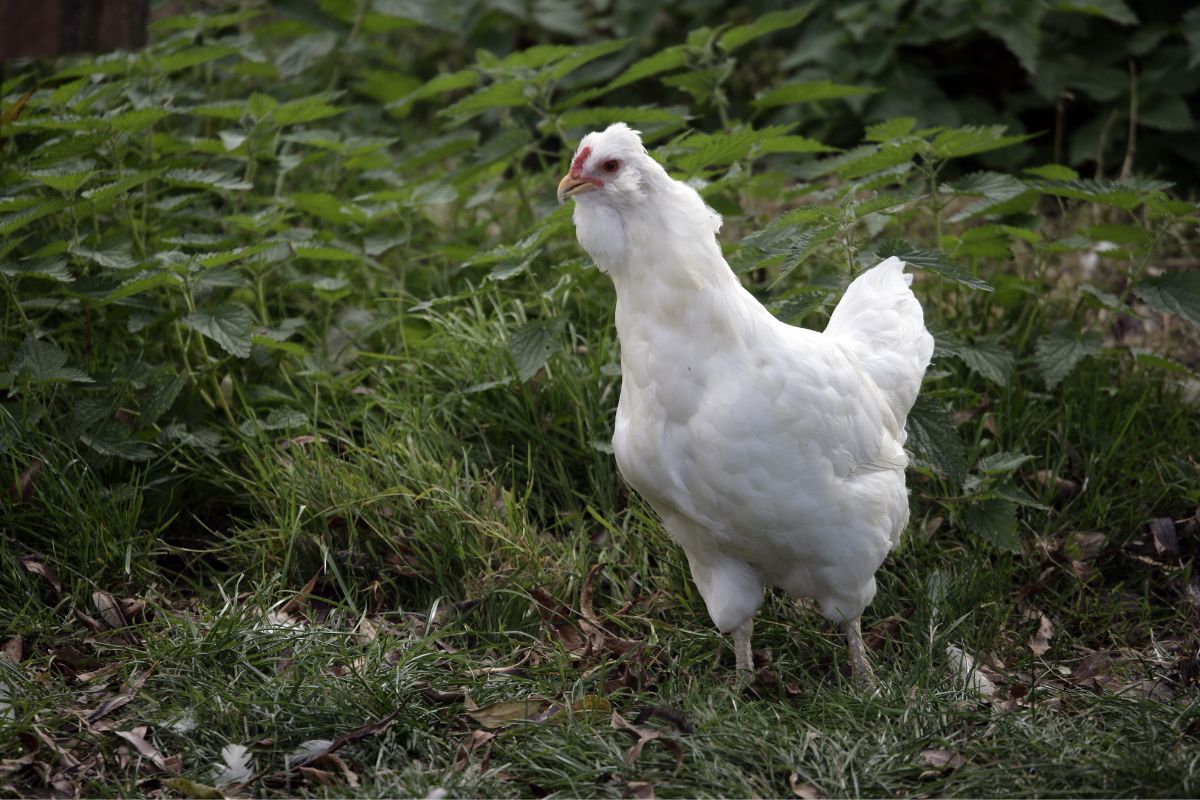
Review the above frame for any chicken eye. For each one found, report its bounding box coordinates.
[602,160,620,173]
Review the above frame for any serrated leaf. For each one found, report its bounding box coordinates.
[945,171,1029,221]
[441,79,531,120]
[388,69,478,113]
[272,95,344,126]
[907,396,967,487]
[1024,163,1078,180]
[72,241,139,270]
[604,46,687,92]
[142,372,187,424]
[964,498,1019,552]
[674,125,795,172]
[1032,178,1165,211]
[198,243,273,269]
[80,419,154,461]
[1056,0,1137,25]
[931,126,1035,159]
[938,333,1014,385]
[875,240,992,291]
[109,107,171,132]
[155,45,239,74]
[977,451,1036,474]
[509,318,563,381]
[864,117,915,142]
[718,6,814,51]
[1135,270,1200,327]
[758,135,836,155]
[0,199,67,236]
[182,304,255,358]
[293,243,359,262]
[164,169,252,192]
[82,170,161,206]
[753,80,877,110]
[818,141,921,180]
[105,270,181,301]
[768,291,833,324]
[0,257,72,282]
[28,163,95,194]
[8,336,92,384]
[544,38,632,81]
[771,224,838,285]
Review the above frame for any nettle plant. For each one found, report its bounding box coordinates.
[396,12,1200,551]
[1,5,1197,553]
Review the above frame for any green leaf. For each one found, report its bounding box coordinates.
[753,80,877,110]
[72,241,139,270]
[1055,0,1137,25]
[109,107,172,132]
[80,419,155,461]
[864,118,915,142]
[1135,270,1200,328]
[1024,163,1078,181]
[937,333,1014,385]
[906,396,967,487]
[977,451,1036,474]
[509,318,564,381]
[771,224,838,285]
[945,171,1029,221]
[1034,323,1104,389]
[292,243,359,261]
[7,336,92,384]
[875,240,993,291]
[718,6,814,51]
[817,141,922,180]
[1032,178,1168,211]
[768,291,834,324]
[674,125,795,172]
[81,170,161,206]
[182,304,255,358]
[544,38,632,81]
[0,199,67,236]
[105,270,181,301]
[164,169,252,193]
[441,79,531,120]
[930,126,1035,159]
[964,498,1020,552]
[141,372,187,424]
[155,45,239,74]
[388,69,479,113]
[604,45,687,92]
[28,163,95,194]
[271,94,344,126]
[757,135,836,155]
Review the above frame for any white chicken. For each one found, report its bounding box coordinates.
[557,123,934,679]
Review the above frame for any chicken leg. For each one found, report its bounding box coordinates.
[733,619,753,675]
[845,617,874,683]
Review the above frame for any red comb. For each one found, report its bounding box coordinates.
[570,145,592,176]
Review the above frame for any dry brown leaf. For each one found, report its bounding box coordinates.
[280,572,321,617]
[19,555,62,595]
[1027,614,1054,657]
[92,591,128,629]
[114,728,179,774]
[415,681,467,704]
[611,710,684,767]
[946,645,997,696]
[627,781,655,799]
[466,698,559,729]
[456,729,495,771]
[86,690,135,724]
[1149,518,1180,559]
[920,749,965,770]
[1,635,22,663]
[1068,531,1105,561]
[298,766,338,786]
[162,777,227,799]
[788,773,824,799]
[12,459,43,501]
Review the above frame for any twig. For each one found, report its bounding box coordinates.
[1118,61,1138,180]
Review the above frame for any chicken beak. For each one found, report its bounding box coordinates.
[557,174,598,204]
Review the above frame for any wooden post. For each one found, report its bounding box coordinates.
[0,0,149,60]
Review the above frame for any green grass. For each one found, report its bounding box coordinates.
[3,2,1200,797]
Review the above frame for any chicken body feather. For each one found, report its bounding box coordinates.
[560,123,934,674]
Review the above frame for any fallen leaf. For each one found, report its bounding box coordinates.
[1067,531,1105,561]
[19,555,62,596]
[611,710,684,766]
[1149,518,1180,558]
[1,635,22,663]
[466,698,558,729]
[93,591,128,629]
[162,777,226,799]
[456,729,495,771]
[114,728,179,774]
[1027,614,1054,657]
[945,645,997,696]
[788,773,823,799]
[213,743,253,787]
[415,681,467,703]
[279,572,321,617]
[11,459,43,501]
[86,690,135,724]
[298,766,338,786]
[920,749,965,770]
[627,781,655,798]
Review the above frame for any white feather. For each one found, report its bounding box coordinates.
[565,124,934,641]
